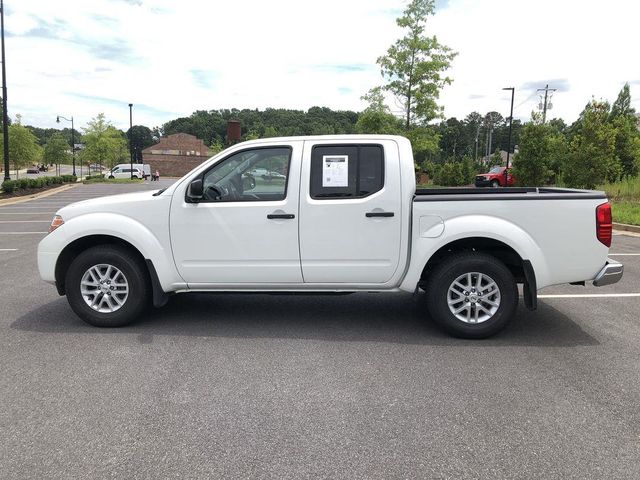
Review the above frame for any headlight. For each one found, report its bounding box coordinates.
[48,215,64,233]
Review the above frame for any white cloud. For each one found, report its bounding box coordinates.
[5,0,640,131]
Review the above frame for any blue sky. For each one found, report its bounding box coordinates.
[5,0,640,131]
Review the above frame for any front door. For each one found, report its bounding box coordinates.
[170,142,303,285]
[298,141,403,284]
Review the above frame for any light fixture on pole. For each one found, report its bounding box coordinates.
[502,87,515,187]
[1,0,10,181]
[56,115,76,176]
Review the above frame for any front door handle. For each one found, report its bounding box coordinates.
[267,213,295,219]
[366,211,394,218]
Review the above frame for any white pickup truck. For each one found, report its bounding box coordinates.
[38,135,623,338]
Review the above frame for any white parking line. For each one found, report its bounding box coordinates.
[0,232,47,234]
[0,220,50,223]
[0,212,55,215]
[0,248,18,251]
[609,253,640,256]
[539,293,640,298]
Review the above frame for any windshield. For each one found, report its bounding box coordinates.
[489,167,503,174]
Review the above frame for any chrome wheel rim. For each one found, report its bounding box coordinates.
[447,272,501,324]
[80,264,129,313]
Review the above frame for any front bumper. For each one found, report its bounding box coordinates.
[593,259,624,287]
[475,178,492,187]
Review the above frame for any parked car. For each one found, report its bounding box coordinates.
[105,164,151,180]
[38,135,622,338]
[26,166,40,174]
[475,166,514,187]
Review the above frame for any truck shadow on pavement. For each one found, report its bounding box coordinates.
[13,292,599,347]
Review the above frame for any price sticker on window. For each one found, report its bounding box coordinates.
[322,155,348,187]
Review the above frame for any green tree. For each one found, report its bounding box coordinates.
[609,83,636,121]
[43,133,71,174]
[608,83,640,178]
[564,100,618,188]
[355,87,403,134]
[511,123,566,186]
[81,114,128,170]
[3,117,41,177]
[433,161,465,186]
[376,0,457,128]
[126,125,155,162]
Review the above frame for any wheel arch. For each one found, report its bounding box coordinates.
[417,236,538,310]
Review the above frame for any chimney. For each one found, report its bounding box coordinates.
[226,120,241,145]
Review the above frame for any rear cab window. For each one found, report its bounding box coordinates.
[310,144,384,199]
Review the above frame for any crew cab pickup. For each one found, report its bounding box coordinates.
[37,135,623,338]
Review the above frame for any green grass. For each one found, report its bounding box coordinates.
[611,201,640,226]
[596,176,640,202]
[82,177,143,184]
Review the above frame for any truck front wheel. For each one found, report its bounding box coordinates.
[491,179,500,187]
[65,245,151,327]
[425,253,518,338]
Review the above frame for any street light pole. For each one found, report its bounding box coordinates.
[128,103,133,179]
[56,115,76,176]
[1,0,10,181]
[502,87,515,186]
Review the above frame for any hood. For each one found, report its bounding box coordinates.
[57,190,159,220]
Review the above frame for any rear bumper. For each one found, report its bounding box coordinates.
[593,259,624,286]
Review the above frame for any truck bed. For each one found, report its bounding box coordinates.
[414,187,607,201]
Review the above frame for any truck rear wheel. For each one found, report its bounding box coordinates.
[65,245,150,327]
[425,252,518,338]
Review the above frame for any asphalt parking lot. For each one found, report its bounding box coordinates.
[1,182,639,479]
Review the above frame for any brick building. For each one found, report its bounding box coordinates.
[142,133,211,177]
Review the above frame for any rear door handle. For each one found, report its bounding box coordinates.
[267,213,295,219]
[366,212,394,218]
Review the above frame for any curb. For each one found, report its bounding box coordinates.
[613,222,640,234]
[0,184,78,206]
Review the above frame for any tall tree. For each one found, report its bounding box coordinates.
[377,0,457,128]
[43,133,71,173]
[564,100,619,188]
[609,83,636,121]
[3,117,42,176]
[80,113,128,169]
[126,125,155,162]
[511,123,566,186]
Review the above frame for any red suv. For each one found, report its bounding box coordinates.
[475,166,514,187]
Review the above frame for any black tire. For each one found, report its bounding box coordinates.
[491,180,500,188]
[425,252,518,339]
[108,175,114,179]
[65,245,150,327]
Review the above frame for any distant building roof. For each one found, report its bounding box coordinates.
[143,133,210,156]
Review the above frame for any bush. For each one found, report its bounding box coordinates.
[18,178,29,189]
[2,179,16,193]
[434,161,467,186]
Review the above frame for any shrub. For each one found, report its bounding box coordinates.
[2,179,16,193]
[18,178,29,189]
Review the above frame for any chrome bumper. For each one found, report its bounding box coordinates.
[593,259,624,287]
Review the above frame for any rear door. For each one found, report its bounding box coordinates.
[298,140,403,284]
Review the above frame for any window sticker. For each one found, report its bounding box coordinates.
[322,155,349,187]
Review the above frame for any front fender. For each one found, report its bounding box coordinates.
[400,214,549,292]
[38,212,184,292]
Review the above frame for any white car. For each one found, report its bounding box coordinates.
[107,166,143,179]
[38,135,623,338]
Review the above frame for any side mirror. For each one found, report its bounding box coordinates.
[186,178,204,203]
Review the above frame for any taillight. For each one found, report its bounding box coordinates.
[596,202,612,247]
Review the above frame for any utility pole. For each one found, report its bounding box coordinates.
[1,0,10,181]
[537,84,557,124]
[502,87,515,186]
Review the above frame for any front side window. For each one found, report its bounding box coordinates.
[310,144,384,199]
[201,147,291,202]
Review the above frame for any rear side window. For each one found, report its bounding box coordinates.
[310,144,384,199]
